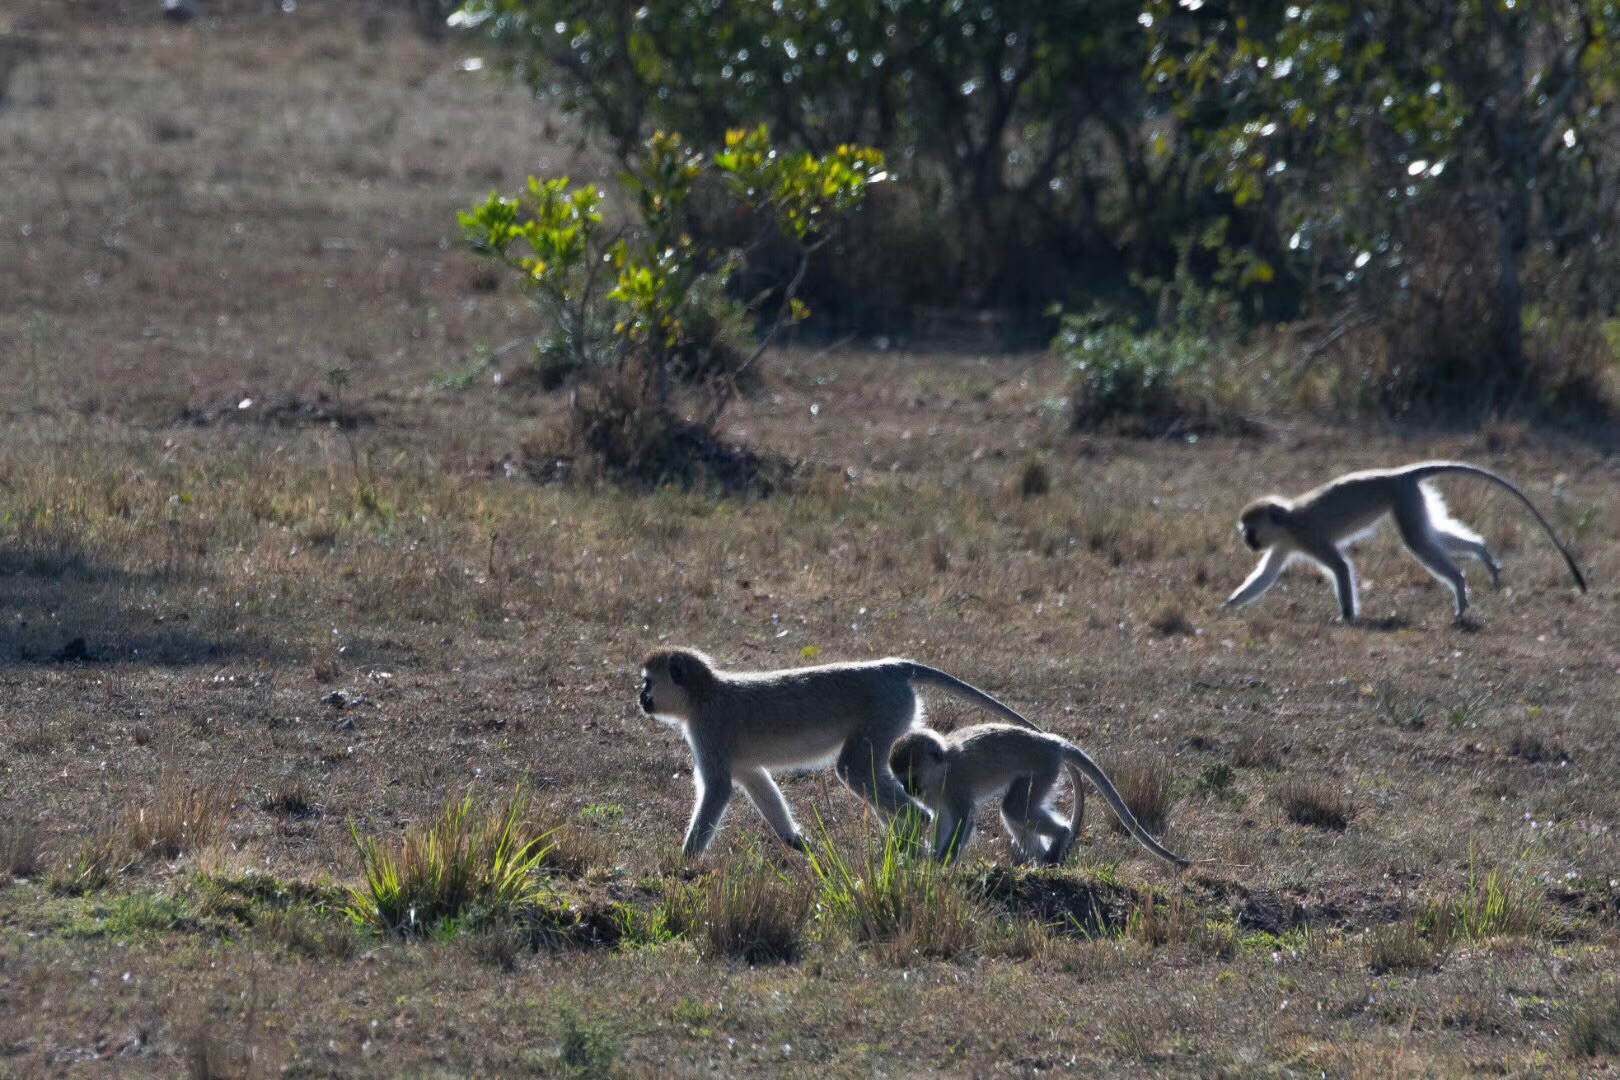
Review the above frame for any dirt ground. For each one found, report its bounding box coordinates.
[2,4,1619,1076]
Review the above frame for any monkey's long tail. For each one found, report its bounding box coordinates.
[902,663,1045,732]
[1411,462,1588,591]
[1060,745,1189,870]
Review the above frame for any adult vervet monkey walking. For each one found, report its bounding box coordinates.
[1223,461,1587,622]
[889,724,1190,869]
[638,647,1044,857]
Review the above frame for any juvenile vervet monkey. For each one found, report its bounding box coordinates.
[1224,461,1587,622]
[889,724,1189,869]
[639,647,1044,857]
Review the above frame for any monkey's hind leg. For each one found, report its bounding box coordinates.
[1423,482,1502,588]
[999,776,1052,865]
[1394,499,1470,619]
[735,766,810,853]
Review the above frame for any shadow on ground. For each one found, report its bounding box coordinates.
[0,546,281,667]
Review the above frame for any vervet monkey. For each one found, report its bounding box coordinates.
[639,647,1044,857]
[889,724,1189,869]
[1224,461,1586,622]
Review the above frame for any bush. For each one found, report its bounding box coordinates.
[457,0,1172,324]
[1060,311,1222,436]
[461,127,882,488]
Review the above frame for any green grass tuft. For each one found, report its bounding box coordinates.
[346,786,557,937]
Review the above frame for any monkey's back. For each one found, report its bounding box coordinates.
[713,659,919,768]
[948,725,1067,791]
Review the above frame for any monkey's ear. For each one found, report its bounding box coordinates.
[668,654,688,688]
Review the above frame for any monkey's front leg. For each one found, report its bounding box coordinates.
[929,809,971,864]
[683,768,734,857]
[1223,548,1287,610]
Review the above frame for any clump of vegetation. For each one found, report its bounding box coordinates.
[1232,730,1286,771]
[1275,778,1353,831]
[460,126,883,489]
[128,779,233,860]
[1104,753,1177,837]
[553,1004,623,1076]
[260,781,319,819]
[48,829,130,896]
[1148,603,1195,637]
[1195,762,1238,801]
[1363,916,1442,974]
[806,813,978,964]
[1,822,41,882]
[346,787,557,937]
[682,856,814,965]
[1126,891,1235,958]
[1015,454,1051,498]
[258,905,360,963]
[1508,732,1569,765]
[1441,864,1545,943]
[1567,983,1620,1058]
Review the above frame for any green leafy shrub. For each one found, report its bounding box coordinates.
[1060,310,1220,436]
[461,126,882,487]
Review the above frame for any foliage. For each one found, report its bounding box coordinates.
[459,126,882,484]
[454,0,1190,315]
[1060,309,1212,436]
[1146,0,1620,416]
[1057,227,1269,435]
[346,787,556,937]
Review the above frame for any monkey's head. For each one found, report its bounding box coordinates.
[1237,499,1288,551]
[889,728,949,799]
[639,647,716,721]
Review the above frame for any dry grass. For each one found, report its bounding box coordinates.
[0,5,1617,1074]
[128,779,234,860]
[1104,752,1178,836]
[1,823,41,881]
[1275,778,1353,831]
[684,857,814,964]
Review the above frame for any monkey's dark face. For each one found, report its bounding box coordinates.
[889,733,947,798]
[1238,501,1283,551]
[639,670,656,714]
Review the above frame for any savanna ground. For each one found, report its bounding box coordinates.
[3,4,1620,1076]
